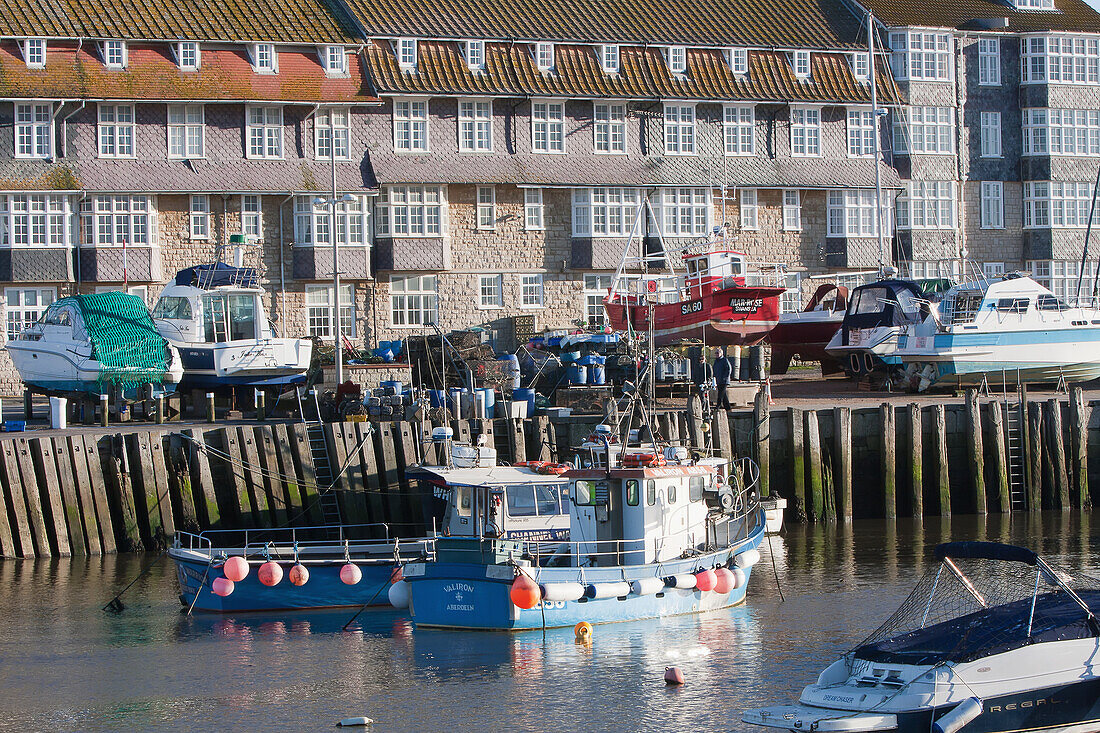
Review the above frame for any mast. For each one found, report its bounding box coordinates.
[869,10,887,272]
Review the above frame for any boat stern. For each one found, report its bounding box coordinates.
[742,704,897,732]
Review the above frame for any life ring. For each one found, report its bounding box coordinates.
[623,453,666,468]
[538,462,569,475]
[516,460,548,471]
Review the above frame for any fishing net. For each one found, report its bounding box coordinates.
[848,542,1100,668]
[69,292,170,387]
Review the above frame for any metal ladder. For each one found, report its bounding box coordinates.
[1003,375,1028,511]
[297,388,343,527]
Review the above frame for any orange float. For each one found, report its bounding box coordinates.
[223,556,249,582]
[288,564,309,586]
[694,569,717,592]
[258,561,283,587]
[510,573,541,609]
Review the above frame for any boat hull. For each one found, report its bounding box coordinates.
[768,316,844,374]
[176,339,311,390]
[604,287,784,347]
[6,341,181,397]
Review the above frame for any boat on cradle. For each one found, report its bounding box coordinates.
[6,291,183,398]
[895,273,1100,392]
[744,541,1100,733]
[768,283,849,376]
[152,262,311,392]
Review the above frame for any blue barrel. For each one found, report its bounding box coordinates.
[497,354,521,390]
[589,364,606,385]
[561,351,581,365]
[567,365,587,385]
[428,389,446,408]
[448,387,467,412]
[513,388,536,414]
[479,388,496,412]
[381,380,403,395]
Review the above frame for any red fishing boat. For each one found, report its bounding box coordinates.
[767,282,848,375]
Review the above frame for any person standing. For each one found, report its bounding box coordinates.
[691,352,713,406]
[713,347,732,410]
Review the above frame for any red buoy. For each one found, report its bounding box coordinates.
[714,567,735,594]
[510,573,541,609]
[695,569,717,592]
[212,577,235,597]
[223,556,249,582]
[340,563,362,585]
[258,561,283,587]
[288,564,309,586]
[664,666,685,685]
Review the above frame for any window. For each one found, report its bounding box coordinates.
[479,273,503,308]
[15,103,51,159]
[572,188,641,236]
[1021,35,1100,84]
[390,274,439,327]
[78,195,154,246]
[657,188,710,237]
[793,50,811,78]
[847,109,874,157]
[459,100,492,152]
[103,40,126,69]
[532,100,564,153]
[477,186,496,229]
[393,99,428,152]
[323,45,347,75]
[980,111,1001,157]
[0,194,72,248]
[520,273,544,307]
[315,108,350,160]
[893,107,953,154]
[1027,260,1096,300]
[740,189,758,230]
[909,260,963,280]
[252,43,276,73]
[525,188,545,230]
[779,271,803,313]
[978,38,1000,85]
[664,104,695,155]
[246,106,283,159]
[896,181,956,230]
[852,52,869,79]
[376,185,445,237]
[827,189,891,237]
[980,181,1004,229]
[190,195,210,239]
[668,46,687,73]
[723,105,754,155]
[594,103,626,153]
[983,262,1006,279]
[626,480,639,507]
[177,42,200,70]
[168,104,204,158]
[98,104,134,158]
[465,40,485,70]
[294,195,369,245]
[889,30,952,81]
[536,42,554,70]
[24,39,45,68]
[783,190,802,231]
[5,288,55,340]
[398,38,417,68]
[583,274,612,326]
[1024,181,1094,228]
[1023,108,1100,156]
[601,44,619,73]
[153,296,194,320]
[305,284,355,338]
[790,106,821,156]
[726,47,748,74]
[241,195,262,238]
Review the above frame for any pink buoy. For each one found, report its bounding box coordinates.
[212,577,235,597]
[695,569,717,592]
[664,666,685,685]
[258,561,283,587]
[340,563,362,585]
[714,567,735,594]
[288,564,309,586]
[223,556,249,582]
[509,573,541,609]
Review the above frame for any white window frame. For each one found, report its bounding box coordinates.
[793,50,811,78]
[896,181,956,230]
[524,188,545,230]
[97,103,134,158]
[783,190,802,231]
[375,185,445,237]
[477,186,496,230]
[465,40,485,70]
[459,99,493,152]
[889,30,952,81]
[103,40,127,69]
[827,189,891,237]
[790,106,821,157]
[323,45,347,75]
[479,273,503,309]
[1023,181,1094,228]
[892,106,954,155]
[978,38,1000,85]
[847,108,874,158]
[980,111,1002,157]
[177,41,200,70]
[2,194,73,248]
[78,195,155,247]
[190,194,210,239]
[315,107,351,160]
[1027,261,1095,300]
[571,188,641,237]
[5,287,55,341]
[167,104,204,159]
[657,188,710,237]
[982,262,1006,279]
[398,38,417,68]
[306,284,356,338]
[852,52,869,80]
[246,105,284,160]
[726,47,748,75]
[1021,35,1100,84]
[241,195,262,239]
[723,104,755,155]
[663,103,696,155]
[520,273,544,308]
[1023,108,1100,156]
[980,181,1004,229]
[535,42,554,71]
[740,189,758,231]
[15,103,52,159]
[390,274,439,327]
[294,195,369,246]
[252,43,277,74]
[594,102,626,154]
[24,39,45,68]
[532,99,565,153]
[583,273,612,327]
[668,46,687,74]
[601,45,620,73]
[393,98,428,152]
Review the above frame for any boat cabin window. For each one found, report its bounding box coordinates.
[574,480,594,506]
[505,483,566,517]
[626,479,639,506]
[995,297,1029,314]
[41,304,72,327]
[689,475,706,502]
[454,486,472,517]
[152,296,192,320]
[202,294,257,342]
[646,480,656,506]
[1037,294,1069,312]
[506,485,538,516]
[851,287,889,315]
[667,482,677,504]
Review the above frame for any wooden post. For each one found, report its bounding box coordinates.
[23,389,32,421]
[1046,399,1070,511]
[155,395,165,425]
[206,392,216,423]
[0,444,15,557]
[530,415,553,462]
[30,438,72,556]
[988,400,1011,513]
[355,422,388,526]
[908,403,923,520]
[506,417,526,464]
[183,429,221,529]
[220,427,254,527]
[687,394,705,450]
[374,421,403,531]
[933,405,950,516]
[82,435,115,553]
[271,423,304,523]
[1028,402,1044,512]
[711,410,732,460]
[322,423,354,523]
[0,441,34,556]
[288,423,324,524]
[833,407,852,522]
[1071,387,1090,510]
[881,404,896,520]
[167,433,199,533]
[254,426,288,527]
[104,436,143,552]
[755,390,771,498]
[236,426,273,526]
[788,408,806,523]
[99,393,108,427]
[337,423,371,523]
[965,390,987,515]
[53,436,93,555]
[255,390,266,422]
[805,410,823,522]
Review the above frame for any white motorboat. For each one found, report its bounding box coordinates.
[6,291,183,397]
[744,541,1100,733]
[824,278,931,378]
[152,262,311,392]
[896,273,1100,391]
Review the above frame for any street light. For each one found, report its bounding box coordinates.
[314,189,356,387]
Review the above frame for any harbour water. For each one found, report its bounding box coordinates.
[0,513,1096,733]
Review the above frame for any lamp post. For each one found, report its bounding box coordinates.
[315,111,354,386]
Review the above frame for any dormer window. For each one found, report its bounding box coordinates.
[793,50,811,78]
[668,46,687,73]
[398,37,417,68]
[103,40,127,69]
[177,42,200,70]
[323,45,347,75]
[725,47,748,75]
[601,44,620,73]
[852,51,869,80]
[24,39,45,68]
[252,43,277,73]
[1012,0,1055,10]
[465,40,485,70]
[536,42,554,71]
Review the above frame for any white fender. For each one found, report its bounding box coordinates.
[932,698,983,733]
[665,574,697,590]
[387,579,410,608]
[584,581,631,599]
[731,567,747,590]
[630,577,665,596]
[539,582,586,602]
[734,549,761,569]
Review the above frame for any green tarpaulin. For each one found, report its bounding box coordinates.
[63,292,170,387]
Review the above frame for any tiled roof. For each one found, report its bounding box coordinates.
[343,0,865,48]
[366,41,900,103]
[0,43,377,102]
[368,148,903,188]
[860,0,1100,33]
[0,0,358,44]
